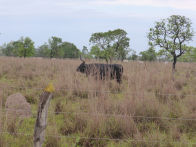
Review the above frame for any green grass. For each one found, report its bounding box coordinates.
[0,57,196,146]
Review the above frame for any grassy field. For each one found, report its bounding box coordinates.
[0,57,196,147]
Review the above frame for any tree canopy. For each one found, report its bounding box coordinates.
[37,43,50,57]
[0,23,196,64]
[148,15,194,70]
[89,29,130,62]
[140,44,157,61]
[59,42,80,58]
[35,37,80,58]
[1,37,35,57]
[48,36,62,58]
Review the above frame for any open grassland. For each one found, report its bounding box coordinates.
[0,57,196,146]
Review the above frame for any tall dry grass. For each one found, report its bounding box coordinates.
[0,57,196,146]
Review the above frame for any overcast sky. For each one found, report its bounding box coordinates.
[0,0,196,53]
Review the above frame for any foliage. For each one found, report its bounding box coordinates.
[1,41,17,56]
[148,15,194,69]
[81,46,91,59]
[16,37,35,57]
[36,37,80,58]
[90,46,104,59]
[139,45,157,61]
[1,37,35,57]
[156,49,172,61]
[178,46,196,62]
[48,36,62,58]
[36,43,50,57]
[89,29,130,62]
[58,42,80,58]
[128,50,138,60]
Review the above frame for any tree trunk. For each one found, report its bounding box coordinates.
[172,55,177,72]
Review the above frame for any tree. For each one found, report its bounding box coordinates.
[148,15,194,70]
[59,42,80,58]
[37,43,50,57]
[90,46,104,59]
[37,38,79,58]
[0,37,35,57]
[156,49,172,61]
[82,46,91,58]
[112,29,130,61]
[89,29,130,62]
[128,50,138,60]
[178,46,196,62]
[1,42,17,56]
[190,47,196,62]
[139,44,157,61]
[14,37,35,57]
[48,36,62,58]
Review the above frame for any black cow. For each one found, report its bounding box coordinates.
[76,58,123,83]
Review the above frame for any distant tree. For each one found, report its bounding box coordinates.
[113,29,130,61]
[178,46,196,62]
[82,46,91,58]
[36,38,80,58]
[89,29,130,62]
[139,44,157,61]
[37,43,50,57]
[82,46,88,55]
[59,42,80,58]
[156,49,172,61]
[128,50,138,60]
[48,36,62,58]
[148,15,194,71]
[90,46,103,59]
[1,42,17,56]
[13,37,35,57]
[190,47,196,62]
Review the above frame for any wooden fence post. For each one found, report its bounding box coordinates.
[33,83,55,147]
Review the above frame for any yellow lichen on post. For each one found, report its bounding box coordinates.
[44,83,55,93]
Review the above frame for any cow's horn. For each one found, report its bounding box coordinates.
[80,55,85,63]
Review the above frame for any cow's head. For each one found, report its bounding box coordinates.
[77,56,86,73]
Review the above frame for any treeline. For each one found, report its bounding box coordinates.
[131,45,196,62]
[0,15,196,69]
[0,36,80,58]
[0,29,131,62]
[1,35,196,63]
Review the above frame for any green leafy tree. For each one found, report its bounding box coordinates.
[82,46,88,55]
[156,49,172,61]
[128,50,138,60]
[59,42,80,58]
[148,15,194,70]
[90,46,104,59]
[48,36,62,58]
[89,29,130,62]
[82,46,91,58]
[13,37,35,57]
[112,29,130,61]
[178,46,196,62]
[140,45,157,61]
[37,43,50,57]
[1,42,17,56]
[190,47,196,62]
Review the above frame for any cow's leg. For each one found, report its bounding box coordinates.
[116,73,122,83]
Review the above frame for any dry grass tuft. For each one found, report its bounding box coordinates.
[0,57,196,146]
